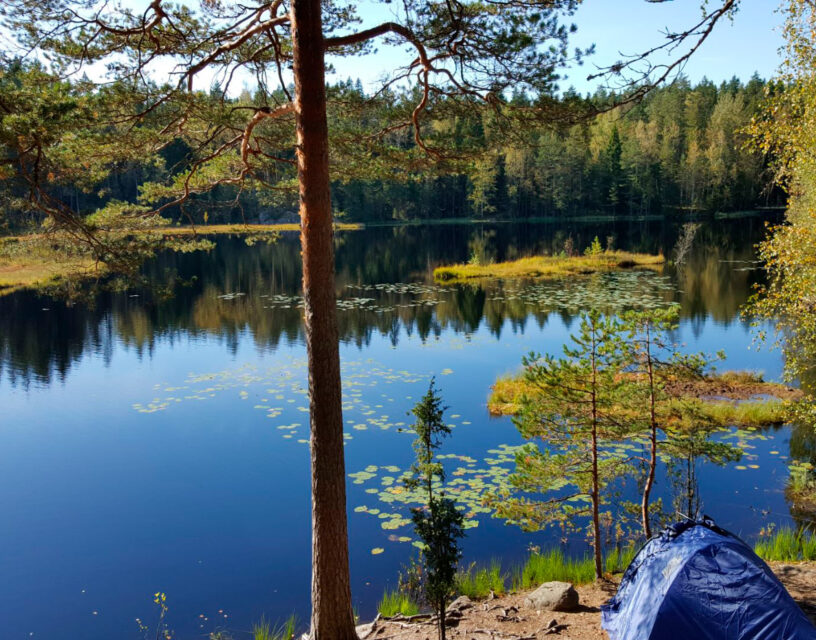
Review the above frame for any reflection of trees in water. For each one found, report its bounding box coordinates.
[673,218,768,325]
[667,447,702,519]
[787,420,816,530]
[0,216,776,385]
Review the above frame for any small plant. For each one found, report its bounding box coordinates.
[491,311,630,580]
[563,235,575,257]
[378,589,420,617]
[456,560,505,599]
[584,235,604,256]
[252,615,296,640]
[136,592,172,640]
[397,554,425,607]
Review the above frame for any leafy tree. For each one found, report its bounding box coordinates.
[747,0,816,514]
[749,0,816,388]
[404,380,464,640]
[492,310,629,579]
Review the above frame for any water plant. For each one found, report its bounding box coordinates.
[433,250,665,283]
[377,590,420,617]
[754,527,816,562]
[252,615,296,640]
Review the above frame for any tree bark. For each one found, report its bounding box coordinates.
[290,2,357,639]
[590,331,602,580]
[641,324,656,540]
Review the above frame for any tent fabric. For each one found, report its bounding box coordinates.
[601,518,816,640]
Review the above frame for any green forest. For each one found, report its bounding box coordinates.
[1,59,778,230]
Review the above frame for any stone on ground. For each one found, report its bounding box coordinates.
[523,581,579,612]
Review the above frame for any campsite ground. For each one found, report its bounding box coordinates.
[360,563,816,640]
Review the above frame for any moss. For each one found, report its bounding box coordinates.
[433,251,665,283]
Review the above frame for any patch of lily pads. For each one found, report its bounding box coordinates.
[348,444,527,550]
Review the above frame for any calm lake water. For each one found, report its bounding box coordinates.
[0,215,806,639]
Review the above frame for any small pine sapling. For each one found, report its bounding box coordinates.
[404,379,465,640]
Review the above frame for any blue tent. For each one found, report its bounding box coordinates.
[601,518,816,640]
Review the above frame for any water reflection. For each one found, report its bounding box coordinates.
[2,215,808,640]
[0,217,771,387]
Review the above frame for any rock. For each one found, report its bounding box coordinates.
[523,581,579,612]
[447,595,473,613]
[546,618,558,629]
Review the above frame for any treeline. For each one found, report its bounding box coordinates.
[334,75,780,221]
[0,59,780,229]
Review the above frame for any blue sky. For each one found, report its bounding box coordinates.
[85,1,787,95]
[327,1,786,93]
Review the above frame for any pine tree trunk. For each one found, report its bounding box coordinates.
[641,326,656,540]
[439,599,447,640]
[590,336,602,580]
[290,2,357,639]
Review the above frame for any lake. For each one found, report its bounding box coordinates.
[0,214,804,639]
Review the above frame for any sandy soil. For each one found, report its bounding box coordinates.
[359,563,816,640]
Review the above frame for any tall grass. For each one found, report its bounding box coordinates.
[456,560,506,598]
[512,549,597,589]
[377,590,420,617]
[701,399,790,427]
[604,544,638,575]
[754,528,816,562]
[253,615,296,640]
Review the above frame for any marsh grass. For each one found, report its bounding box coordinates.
[755,528,816,562]
[252,615,296,640]
[456,560,506,598]
[490,371,794,428]
[511,549,597,590]
[0,223,361,294]
[699,398,791,427]
[0,236,98,294]
[378,590,420,617]
[433,251,665,283]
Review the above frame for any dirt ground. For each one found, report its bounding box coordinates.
[359,563,816,640]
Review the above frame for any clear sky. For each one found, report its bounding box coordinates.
[327,1,786,94]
